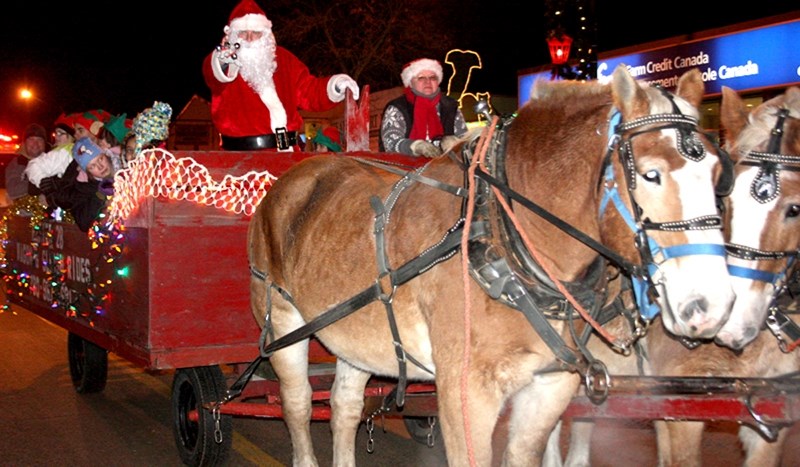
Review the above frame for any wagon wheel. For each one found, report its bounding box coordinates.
[67,332,108,394]
[403,416,441,446]
[171,366,232,466]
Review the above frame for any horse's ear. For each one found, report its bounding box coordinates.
[720,86,749,148]
[611,64,649,118]
[675,68,704,108]
[787,86,800,113]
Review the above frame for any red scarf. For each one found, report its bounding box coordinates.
[405,87,444,141]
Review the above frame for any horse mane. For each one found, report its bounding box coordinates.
[735,86,800,158]
[529,78,606,103]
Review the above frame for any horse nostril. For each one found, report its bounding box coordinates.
[680,296,709,321]
[716,335,744,350]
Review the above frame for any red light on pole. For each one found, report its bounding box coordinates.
[547,34,573,65]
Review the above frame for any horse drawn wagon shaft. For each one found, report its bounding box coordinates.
[3,78,800,466]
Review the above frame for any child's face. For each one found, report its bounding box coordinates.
[87,154,113,179]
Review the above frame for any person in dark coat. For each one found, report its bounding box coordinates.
[379,58,468,157]
[39,138,113,232]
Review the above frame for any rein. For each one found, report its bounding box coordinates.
[466,92,727,341]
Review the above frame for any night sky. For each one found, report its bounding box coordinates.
[1,1,796,136]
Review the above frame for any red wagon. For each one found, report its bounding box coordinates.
[3,130,799,465]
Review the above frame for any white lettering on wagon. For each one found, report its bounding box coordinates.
[66,255,92,284]
[15,243,34,266]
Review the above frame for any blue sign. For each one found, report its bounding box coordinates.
[518,18,800,107]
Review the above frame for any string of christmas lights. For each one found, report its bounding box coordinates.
[1,150,279,322]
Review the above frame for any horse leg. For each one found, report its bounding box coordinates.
[543,418,596,467]
[503,372,580,467]
[654,420,704,467]
[434,369,505,466]
[563,419,594,467]
[329,358,371,467]
[740,425,787,467]
[267,297,319,467]
[543,420,564,467]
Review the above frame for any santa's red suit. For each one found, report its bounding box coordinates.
[203,0,359,151]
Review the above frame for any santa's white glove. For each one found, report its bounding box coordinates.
[210,26,240,83]
[410,140,442,158]
[328,74,360,102]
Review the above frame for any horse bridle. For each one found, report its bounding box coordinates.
[726,108,799,281]
[724,107,800,350]
[600,87,730,320]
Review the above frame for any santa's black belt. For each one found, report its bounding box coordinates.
[222,129,298,151]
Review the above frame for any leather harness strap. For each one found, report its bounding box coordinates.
[228,219,489,403]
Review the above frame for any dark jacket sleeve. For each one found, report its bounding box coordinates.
[47,160,106,232]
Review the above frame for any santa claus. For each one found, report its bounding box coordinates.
[203,0,360,151]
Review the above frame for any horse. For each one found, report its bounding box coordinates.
[247,64,734,466]
[551,85,800,467]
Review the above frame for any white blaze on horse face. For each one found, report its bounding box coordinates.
[636,139,733,339]
[716,166,777,348]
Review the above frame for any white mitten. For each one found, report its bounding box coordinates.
[328,74,360,102]
[440,135,462,153]
[410,140,442,158]
[210,27,240,83]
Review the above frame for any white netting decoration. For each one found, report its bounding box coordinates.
[108,148,278,222]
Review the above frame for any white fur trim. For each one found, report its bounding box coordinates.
[211,49,239,83]
[24,145,73,187]
[230,14,271,31]
[401,59,443,87]
[256,85,288,136]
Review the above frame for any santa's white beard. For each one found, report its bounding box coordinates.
[237,32,278,95]
[232,30,288,132]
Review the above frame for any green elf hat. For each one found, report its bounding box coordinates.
[104,113,131,143]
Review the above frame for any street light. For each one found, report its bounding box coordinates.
[19,88,34,101]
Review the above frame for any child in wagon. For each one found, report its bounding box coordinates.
[38,137,120,232]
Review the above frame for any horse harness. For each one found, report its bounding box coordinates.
[234,90,734,408]
[726,107,800,351]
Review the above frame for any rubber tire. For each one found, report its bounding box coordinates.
[403,416,441,445]
[171,366,232,466]
[67,332,108,394]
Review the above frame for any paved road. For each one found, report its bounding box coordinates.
[0,304,447,467]
[2,301,798,466]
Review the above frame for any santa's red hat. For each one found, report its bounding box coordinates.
[401,58,443,87]
[228,0,271,30]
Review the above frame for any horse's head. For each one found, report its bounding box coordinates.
[604,65,734,339]
[715,86,800,349]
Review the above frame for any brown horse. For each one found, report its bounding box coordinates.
[247,65,733,466]
[553,86,800,467]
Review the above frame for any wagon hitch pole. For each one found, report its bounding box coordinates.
[565,374,800,441]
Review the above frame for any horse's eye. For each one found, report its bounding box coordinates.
[787,204,800,218]
[641,169,661,184]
